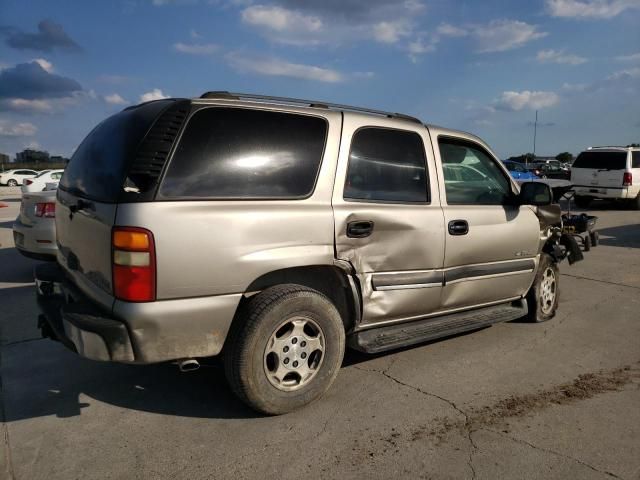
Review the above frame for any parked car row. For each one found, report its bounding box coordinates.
[0,169,65,190]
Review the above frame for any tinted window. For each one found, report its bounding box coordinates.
[344,128,428,203]
[159,108,327,199]
[439,139,511,205]
[60,100,172,202]
[573,151,627,170]
[633,152,640,169]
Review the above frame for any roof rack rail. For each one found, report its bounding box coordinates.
[199,91,423,124]
[587,145,627,149]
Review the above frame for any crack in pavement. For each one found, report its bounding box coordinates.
[561,273,640,291]
[353,361,478,479]
[483,427,622,479]
[0,355,15,480]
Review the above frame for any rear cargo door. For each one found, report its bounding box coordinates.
[571,151,629,189]
[56,100,177,310]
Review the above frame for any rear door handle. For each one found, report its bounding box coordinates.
[448,220,469,236]
[347,220,374,238]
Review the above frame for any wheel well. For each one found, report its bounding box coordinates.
[242,265,359,332]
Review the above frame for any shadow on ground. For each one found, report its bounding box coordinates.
[597,224,640,249]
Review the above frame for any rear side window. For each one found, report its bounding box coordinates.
[573,151,627,170]
[60,101,172,202]
[344,127,428,203]
[159,108,327,199]
[633,152,640,168]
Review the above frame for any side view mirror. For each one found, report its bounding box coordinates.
[519,182,553,206]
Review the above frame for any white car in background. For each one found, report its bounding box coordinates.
[13,189,58,260]
[21,169,65,193]
[0,169,38,186]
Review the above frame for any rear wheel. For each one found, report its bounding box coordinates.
[589,230,599,247]
[7,179,17,187]
[583,234,592,252]
[224,284,345,415]
[574,195,591,209]
[525,254,559,323]
[630,194,640,211]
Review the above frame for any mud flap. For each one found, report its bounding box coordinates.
[560,233,584,265]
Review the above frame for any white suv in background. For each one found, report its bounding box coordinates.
[571,146,640,209]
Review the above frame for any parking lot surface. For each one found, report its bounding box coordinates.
[1,185,639,479]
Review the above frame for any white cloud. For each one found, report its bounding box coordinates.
[536,49,588,65]
[495,90,560,111]
[606,67,640,81]
[433,20,547,53]
[372,21,411,44]
[616,52,640,62]
[139,88,169,102]
[0,120,38,137]
[31,58,53,73]
[546,0,640,18]
[104,93,128,105]
[173,42,219,55]
[474,20,547,53]
[23,140,41,150]
[1,98,54,113]
[239,2,425,50]
[436,23,467,37]
[241,5,323,44]
[226,53,344,83]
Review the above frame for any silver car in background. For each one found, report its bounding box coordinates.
[13,189,57,260]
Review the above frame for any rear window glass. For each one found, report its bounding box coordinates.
[59,101,171,202]
[573,151,627,170]
[633,152,640,168]
[159,108,328,199]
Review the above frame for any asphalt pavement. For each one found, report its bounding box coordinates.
[1,186,639,480]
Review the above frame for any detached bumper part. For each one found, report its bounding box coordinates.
[35,263,135,362]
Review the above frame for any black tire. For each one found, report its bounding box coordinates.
[525,254,559,323]
[590,231,599,246]
[7,179,17,187]
[583,234,591,252]
[630,195,640,211]
[224,284,345,415]
[574,195,591,209]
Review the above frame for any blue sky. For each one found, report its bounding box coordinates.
[0,0,639,159]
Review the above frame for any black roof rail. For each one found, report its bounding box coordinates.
[198,91,423,124]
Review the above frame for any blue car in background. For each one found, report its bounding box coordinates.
[502,160,540,181]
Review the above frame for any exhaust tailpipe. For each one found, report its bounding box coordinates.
[178,359,200,372]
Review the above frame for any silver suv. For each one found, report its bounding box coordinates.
[36,92,572,414]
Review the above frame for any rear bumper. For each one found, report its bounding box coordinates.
[573,185,638,200]
[13,218,57,260]
[35,263,242,364]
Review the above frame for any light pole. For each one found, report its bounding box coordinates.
[533,110,538,161]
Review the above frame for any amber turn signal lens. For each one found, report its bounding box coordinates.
[113,230,150,250]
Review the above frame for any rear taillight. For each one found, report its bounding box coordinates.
[25,179,33,185]
[35,202,55,217]
[112,227,156,302]
[623,172,632,186]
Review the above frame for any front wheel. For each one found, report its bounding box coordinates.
[525,254,559,323]
[224,284,345,415]
[7,179,17,187]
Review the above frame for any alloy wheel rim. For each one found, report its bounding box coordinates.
[263,316,325,392]
[539,267,556,315]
